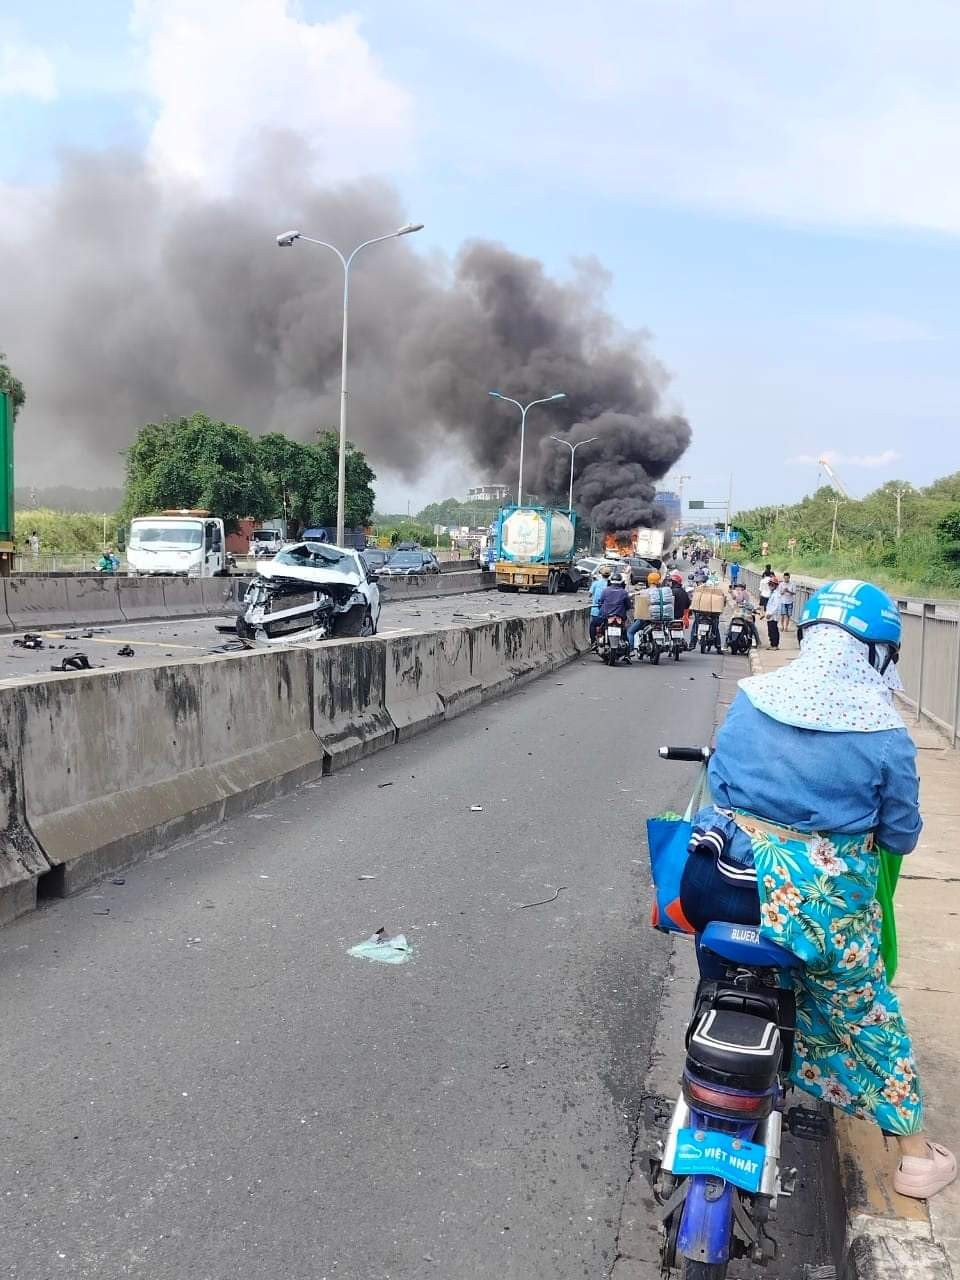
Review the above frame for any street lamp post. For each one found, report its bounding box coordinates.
[549,435,598,511]
[277,222,424,545]
[488,392,566,505]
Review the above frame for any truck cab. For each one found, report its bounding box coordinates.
[127,511,227,577]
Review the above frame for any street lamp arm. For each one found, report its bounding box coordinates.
[489,393,525,414]
[295,236,348,269]
[345,230,414,268]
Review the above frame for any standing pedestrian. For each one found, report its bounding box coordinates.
[28,529,40,560]
[721,557,728,580]
[779,571,797,631]
[765,577,782,650]
[729,559,741,586]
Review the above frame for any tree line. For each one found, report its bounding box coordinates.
[121,414,376,531]
[735,473,960,593]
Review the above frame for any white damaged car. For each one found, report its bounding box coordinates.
[238,542,381,645]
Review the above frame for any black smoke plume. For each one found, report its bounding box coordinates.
[0,148,690,529]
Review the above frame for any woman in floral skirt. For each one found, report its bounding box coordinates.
[679,579,956,1199]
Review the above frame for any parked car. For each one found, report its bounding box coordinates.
[379,550,442,576]
[360,547,391,573]
[238,542,381,644]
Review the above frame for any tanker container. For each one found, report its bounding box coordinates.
[494,505,578,594]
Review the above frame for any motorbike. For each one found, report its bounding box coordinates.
[670,619,686,662]
[690,613,723,655]
[633,619,671,665]
[649,746,830,1278]
[597,614,632,666]
[726,608,759,657]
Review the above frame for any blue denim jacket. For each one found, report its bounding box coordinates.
[703,693,922,870]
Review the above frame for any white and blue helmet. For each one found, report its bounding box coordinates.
[798,579,901,650]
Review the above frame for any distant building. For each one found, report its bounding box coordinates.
[654,490,682,532]
[467,483,510,503]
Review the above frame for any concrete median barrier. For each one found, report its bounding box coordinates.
[18,648,323,894]
[383,632,445,740]
[117,576,169,622]
[63,575,124,628]
[436,627,482,719]
[0,686,52,924]
[311,639,395,771]
[197,648,323,817]
[379,571,493,603]
[162,576,209,618]
[201,576,239,617]
[5,576,72,631]
[20,664,221,893]
[0,580,12,633]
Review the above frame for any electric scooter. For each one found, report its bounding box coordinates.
[649,747,830,1278]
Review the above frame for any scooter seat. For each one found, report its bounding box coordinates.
[701,921,801,970]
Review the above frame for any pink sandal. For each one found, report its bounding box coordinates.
[894,1143,958,1199]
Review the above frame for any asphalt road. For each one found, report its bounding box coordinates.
[0,590,574,683]
[0,646,719,1279]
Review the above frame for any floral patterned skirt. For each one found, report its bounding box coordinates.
[738,817,923,1135]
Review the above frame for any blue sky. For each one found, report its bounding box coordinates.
[2,0,959,511]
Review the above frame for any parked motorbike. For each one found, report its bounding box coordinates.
[648,746,830,1278]
[726,608,759,657]
[597,614,632,666]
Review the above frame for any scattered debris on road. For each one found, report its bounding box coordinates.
[519,885,567,909]
[50,653,92,672]
[377,781,394,789]
[92,908,110,916]
[495,1061,509,1070]
[357,874,377,881]
[117,645,135,657]
[470,805,484,812]
[348,928,411,965]
[13,634,43,649]
[111,877,125,885]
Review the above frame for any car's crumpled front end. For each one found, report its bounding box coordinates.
[238,552,370,645]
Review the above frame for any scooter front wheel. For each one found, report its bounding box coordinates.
[683,1261,727,1280]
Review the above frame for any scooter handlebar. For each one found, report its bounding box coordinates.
[658,746,712,762]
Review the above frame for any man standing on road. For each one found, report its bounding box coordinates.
[28,530,40,560]
[764,577,782,650]
[779,572,796,631]
[729,559,741,586]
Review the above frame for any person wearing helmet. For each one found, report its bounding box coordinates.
[668,570,691,622]
[588,563,613,645]
[598,570,633,622]
[627,569,675,651]
[678,580,955,1199]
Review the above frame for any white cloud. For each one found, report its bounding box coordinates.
[789,450,901,468]
[0,40,57,101]
[415,0,960,234]
[132,0,413,192]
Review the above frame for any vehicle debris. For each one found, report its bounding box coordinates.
[117,645,135,657]
[470,805,484,812]
[92,908,110,916]
[13,633,43,649]
[519,885,567,909]
[347,928,411,965]
[377,781,394,789]
[111,877,125,885]
[81,630,94,639]
[357,874,377,881]
[51,653,92,672]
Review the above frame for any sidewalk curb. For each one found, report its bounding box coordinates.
[745,649,955,1280]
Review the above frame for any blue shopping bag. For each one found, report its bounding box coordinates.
[646,768,709,935]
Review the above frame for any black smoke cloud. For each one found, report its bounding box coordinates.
[0,147,690,531]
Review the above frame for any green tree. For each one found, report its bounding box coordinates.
[121,414,273,524]
[0,351,25,420]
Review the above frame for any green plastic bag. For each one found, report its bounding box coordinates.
[875,846,902,981]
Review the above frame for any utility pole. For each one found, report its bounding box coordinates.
[895,487,907,541]
[830,496,841,554]
[724,473,733,543]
